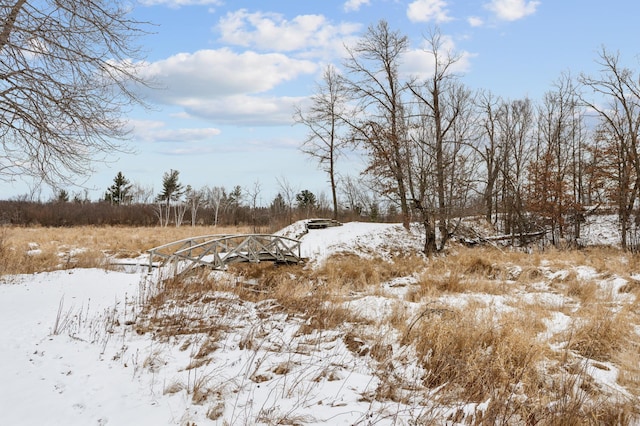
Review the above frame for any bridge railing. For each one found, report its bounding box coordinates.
[147,234,302,276]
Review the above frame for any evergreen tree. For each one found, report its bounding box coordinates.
[156,169,184,226]
[157,169,184,204]
[296,189,317,217]
[225,185,243,225]
[270,193,286,215]
[104,171,132,205]
[296,189,317,209]
[226,185,243,208]
[55,189,69,203]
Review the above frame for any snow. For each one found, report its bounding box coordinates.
[1,219,638,425]
[278,221,423,264]
[578,214,622,247]
[0,270,165,425]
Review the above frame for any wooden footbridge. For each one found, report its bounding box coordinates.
[147,234,303,276]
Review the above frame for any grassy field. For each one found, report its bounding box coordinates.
[0,225,251,274]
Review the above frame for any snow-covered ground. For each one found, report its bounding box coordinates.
[1,222,423,425]
[0,269,170,425]
[0,218,638,425]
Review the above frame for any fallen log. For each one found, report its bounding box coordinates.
[461,230,546,246]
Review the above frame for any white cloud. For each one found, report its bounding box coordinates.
[131,120,221,143]
[343,0,370,12]
[484,0,540,21]
[407,0,453,23]
[183,94,307,126]
[136,48,317,126]
[139,48,317,102]
[138,0,222,7]
[216,9,361,57]
[135,47,317,126]
[467,16,484,27]
[402,35,474,78]
[150,127,222,143]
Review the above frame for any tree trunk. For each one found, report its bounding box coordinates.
[423,217,437,256]
[330,146,338,220]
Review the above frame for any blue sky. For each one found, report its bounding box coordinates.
[5,0,640,203]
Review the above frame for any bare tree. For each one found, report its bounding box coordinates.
[342,20,412,229]
[130,182,154,204]
[294,65,348,220]
[0,0,150,187]
[340,174,384,219]
[204,185,226,227]
[579,48,640,249]
[474,90,503,223]
[246,180,262,233]
[529,73,586,244]
[496,98,535,241]
[407,28,475,253]
[276,176,298,225]
[174,198,188,227]
[340,175,367,216]
[185,185,203,227]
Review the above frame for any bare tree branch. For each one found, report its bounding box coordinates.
[0,0,152,186]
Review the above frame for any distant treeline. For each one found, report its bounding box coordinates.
[0,199,395,228]
[0,200,157,227]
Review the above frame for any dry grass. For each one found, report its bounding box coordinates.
[409,247,515,297]
[617,344,640,394]
[0,225,250,275]
[228,261,374,334]
[388,245,640,421]
[308,253,426,294]
[564,274,600,304]
[564,305,634,362]
[407,305,548,403]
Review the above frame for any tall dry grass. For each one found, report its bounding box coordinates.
[0,225,251,275]
[563,305,634,362]
[309,253,426,294]
[406,304,548,400]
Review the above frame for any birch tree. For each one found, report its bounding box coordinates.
[185,185,203,227]
[204,186,225,227]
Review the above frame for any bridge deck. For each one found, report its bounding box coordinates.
[147,234,303,276]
